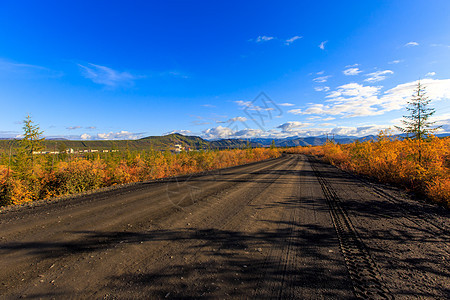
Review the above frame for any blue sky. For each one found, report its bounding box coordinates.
[1,0,449,140]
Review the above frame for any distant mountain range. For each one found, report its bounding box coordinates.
[0,133,259,153]
[246,133,450,147]
[1,132,449,154]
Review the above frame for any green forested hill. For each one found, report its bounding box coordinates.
[0,133,259,154]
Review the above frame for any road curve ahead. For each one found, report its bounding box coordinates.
[1,155,449,299]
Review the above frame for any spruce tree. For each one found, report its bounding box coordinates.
[16,115,45,177]
[395,81,440,140]
[395,81,441,164]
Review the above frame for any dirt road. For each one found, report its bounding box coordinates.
[0,155,449,299]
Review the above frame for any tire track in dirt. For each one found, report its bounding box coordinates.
[2,154,447,298]
[310,156,393,299]
[106,156,300,298]
[0,157,292,297]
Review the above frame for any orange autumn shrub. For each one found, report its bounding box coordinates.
[427,178,450,205]
[0,166,34,206]
[41,158,107,196]
[0,148,281,207]
[292,136,450,207]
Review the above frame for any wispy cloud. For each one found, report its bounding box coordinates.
[425,72,436,77]
[164,71,189,79]
[314,86,330,92]
[285,36,302,45]
[278,103,295,106]
[388,60,403,64]
[313,75,331,83]
[0,58,62,77]
[287,108,302,114]
[364,70,393,82]
[78,63,137,87]
[0,59,47,71]
[0,130,20,139]
[319,41,328,50]
[343,67,362,76]
[430,43,450,49]
[234,100,274,112]
[404,41,419,47]
[345,64,359,68]
[66,126,82,130]
[201,104,216,108]
[254,36,275,43]
[228,117,247,122]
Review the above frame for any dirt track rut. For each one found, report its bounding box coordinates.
[0,154,448,299]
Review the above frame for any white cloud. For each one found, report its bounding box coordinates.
[404,41,419,47]
[278,102,295,106]
[235,100,252,107]
[81,131,143,140]
[199,123,401,140]
[233,128,265,138]
[314,86,330,92]
[431,114,450,133]
[202,126,235,139]
[192,121,211,126]
[381,79,450,109]
[78,63,136,87]
[0,59,47,72]
[319,41,328,50]
[345,64,359,68]
[323,117,336,121]
[293,78,450,119]
[0,58,62,77]
[277,121,310,132]
[317,123,336,127]
[67,126,82,130]
[330,125,388,137]
[201,104,216,108]
[364,70,394,82]
[288,108,303,115]
[255,36,274,43]
[81,133,92,140]
[228,117,247,122]
[316,71,325,75]
[164,130,192,136]
[313,75,331,83]
[388,60,402,64]
[343,67,362,76]
[430,43,450,49]
[234,100,276,112]
[285,36,302,45]
[425,72,436,77]
[0,130,20,139]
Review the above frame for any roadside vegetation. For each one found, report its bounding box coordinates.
[287,135,450,207]
[288,82,449,207]
[0,118,280,207]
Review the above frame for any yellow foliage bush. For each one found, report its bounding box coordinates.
[0,148,281,207]
[287,137,450,207]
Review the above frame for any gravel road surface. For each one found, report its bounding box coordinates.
[0,154,448,299]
